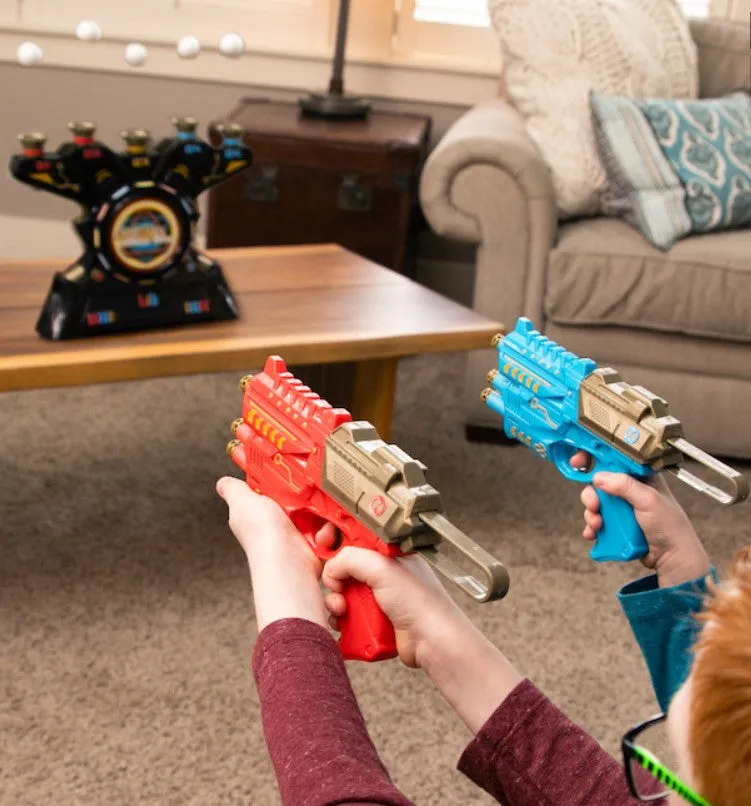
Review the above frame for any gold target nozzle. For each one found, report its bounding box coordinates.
[121,127,151,146]
[239,374,254,390]
[172,116,198,134]
[68,121,97,138]
[226,439,242,456]
[491,333,504,348]
[18,132,46,149]
[487,369,499,383]
[217,122,243,138]
[230,417,244,435]
[480,388,492,402]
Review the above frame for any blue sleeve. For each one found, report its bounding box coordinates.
[618,569,716,713]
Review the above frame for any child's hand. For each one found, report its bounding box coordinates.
[216,476,334,631]
[321,547,464,669]
[570,456,710,587]
[322,546,522,734]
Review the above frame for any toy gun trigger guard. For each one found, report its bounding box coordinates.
[413,512,510,602]
[665,437,749,506]
[550,441,596,483]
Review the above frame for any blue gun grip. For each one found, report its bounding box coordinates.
[589,487,649,563]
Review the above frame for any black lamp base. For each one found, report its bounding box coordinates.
[299,92,371,120]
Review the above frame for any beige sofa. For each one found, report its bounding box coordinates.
[420,18,751,459]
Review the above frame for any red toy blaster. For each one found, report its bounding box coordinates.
[226,357,510,662]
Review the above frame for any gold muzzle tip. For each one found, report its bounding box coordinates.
[486,369,499,383]
[226,439,241,456]
[491,333,504,347]
[230,417,244,434]
[480,388,492,402]
[239,374,253,390]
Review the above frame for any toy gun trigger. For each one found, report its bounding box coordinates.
[665,438,749,506]
[414,512,510,602]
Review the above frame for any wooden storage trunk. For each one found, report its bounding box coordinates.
[206,99,431,275]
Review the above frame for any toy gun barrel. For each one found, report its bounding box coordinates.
[416,512,509,602]
[664,437,749,505]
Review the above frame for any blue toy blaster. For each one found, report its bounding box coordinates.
[483,318,749,562]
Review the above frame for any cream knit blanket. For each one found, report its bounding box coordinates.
[488,0,698,217]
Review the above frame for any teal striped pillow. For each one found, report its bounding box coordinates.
[590,91,751,250]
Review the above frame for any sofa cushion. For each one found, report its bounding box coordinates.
[487,0,698,218]
[545,218,751,342]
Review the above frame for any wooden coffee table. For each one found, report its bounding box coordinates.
[0,244,503,438]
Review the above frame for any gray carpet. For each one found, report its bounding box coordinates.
[1,353,748,806]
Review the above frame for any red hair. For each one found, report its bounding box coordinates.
[689,545,751,805]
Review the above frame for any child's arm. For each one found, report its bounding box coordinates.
[217,477,414,806]
[579,471,714,711]
[323,549,651,806]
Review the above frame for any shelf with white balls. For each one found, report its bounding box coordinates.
[1,1,500,106]
[8,0,331,57]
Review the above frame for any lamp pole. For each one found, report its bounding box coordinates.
[299,0,371,120]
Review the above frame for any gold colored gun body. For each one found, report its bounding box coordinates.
[579,369,748,505]
[322,422,511,602]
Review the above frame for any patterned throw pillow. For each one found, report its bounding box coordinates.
[591,92,751,249]
[640,94,751,232]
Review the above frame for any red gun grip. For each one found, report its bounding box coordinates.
[336,580,398,662]
[287,508,397,662]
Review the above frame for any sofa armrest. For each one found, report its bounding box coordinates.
[689,18,749,98]
[419,99,556,245]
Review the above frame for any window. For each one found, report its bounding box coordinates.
[677,0,712,16]
[412,0,490,27]
[391,0,500,72]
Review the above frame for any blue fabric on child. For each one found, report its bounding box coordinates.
[618,569,718,712]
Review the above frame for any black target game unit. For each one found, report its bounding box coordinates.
[9,117,253,340]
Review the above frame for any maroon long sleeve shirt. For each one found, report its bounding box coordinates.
[252,619,659,806]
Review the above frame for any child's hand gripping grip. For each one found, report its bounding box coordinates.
[589,487,648,562]
[337,581,398,662]
[290,508,398,663]
[553,446,649,563]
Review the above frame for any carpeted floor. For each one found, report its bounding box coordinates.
[1,352,749,806]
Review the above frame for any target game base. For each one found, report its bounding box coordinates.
[36,252,238,340]
[10,117,253,342]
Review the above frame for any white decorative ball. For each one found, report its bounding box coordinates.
[177,35,201,59]
[76,20,102,41]
[219,32,245,57]
[125,43,148,67]
[17,41,43,66]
